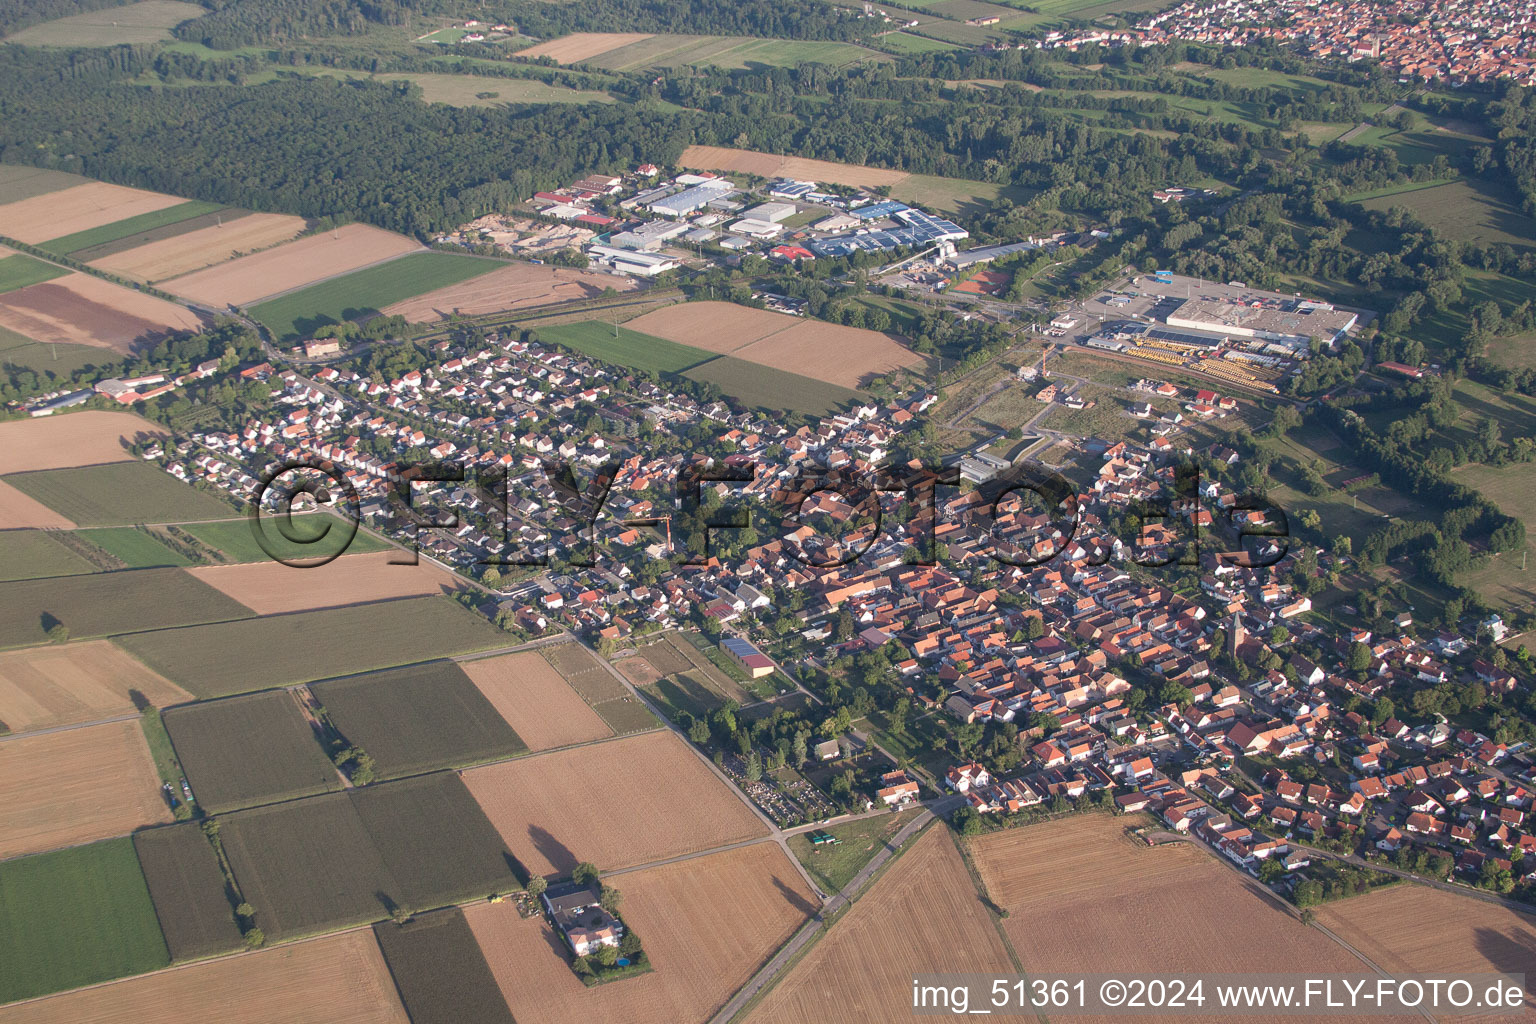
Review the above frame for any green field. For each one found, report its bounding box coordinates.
[256,67,614,108]
[685,354,864,417]
[38,200,223,256]
[4,461,234,527]
[0,529,97,581]
[880,31,961,55]
[889,173,1033,216]
[788,809,924,895]
[642,673,724,721]
[0,253,68,293]
[348,773,520,908]
[532,320,713,375]
[76,525,193,567]
[248,252,499,342]
[0,566,252,649]
[219,791,402,941]
[1358,178,1536,248]
[372,909,517,1024]
[115,595,508,697]
[0,837,170,1003]
[3,0,204,46]
[132,824,245,961]
[310,660,527,779]
[0,164,91,204]
[180,514,392,563]
[577,33,881,72]
[0,328,117,376]
[165,690,341,813]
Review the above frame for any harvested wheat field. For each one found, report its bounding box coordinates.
[462,730,766,877]
[0,182,183,245]
[186,550,457,616]
[969,815,1388,1024]
[382,263,638,322]
[680,145,910,189]
[0,274,205,352]
[459,650,612,751]
[0,718,169,859]
[626,301,919,387]
[0,479,75,529]
[0,639,188,735]
[750,826,1012,1024]
[161,224,421,306]
[0,928,409,1024]
[514,32,653,63]
[469,842,814,1024]
[91,213,308,283]
[1317,885,1536,1021]
[0,411,161,474]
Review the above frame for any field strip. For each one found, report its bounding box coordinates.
[232,247,426,307]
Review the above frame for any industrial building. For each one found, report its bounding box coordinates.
[1165,297,1357,353]
[743,201,798,223]
[606,220,690,251]
[647,181,736,218]
[728,217,784,239]
[585,244,679,277]
[804,207,967,258]
[947,240,1039,270]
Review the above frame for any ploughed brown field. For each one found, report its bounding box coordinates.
[0,639,189,734]
[91,213,309,283]
[748,826,1014,1023]
[0,479,75,529]
[0,718,170,859]
[679,145,910,188]
[381,263,638,323]
[969,815,1400,1024]
[468,842,816,1024]
[0,273,206,352]
[0,411,162,474]
[186,550,458,616]
[513,32,653,63]
[161,224,421,306]
[0,182,184,244]
[459,650,613,751]
[0,928,410,1024]
[1317,885,1536,1022]
[461,730,766,877]
[625,301,921,388]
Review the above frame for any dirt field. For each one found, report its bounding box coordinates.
[613,655,665,686]
[749,826,1014,1023]
[186,550,458,615]
[462,730,766,877]
[0,718,170,859]
[0,411,160,474]
[459,650,613,751]
[161,224,421,305]
[969,815,1383,1024]
[0,273,206,352]
[0,478,76,528]
[625,301,920,388]
[468,842,814,1024]
[0,639,188,734]
[381,263,638,322]
[679,145,910,188]
[514,32,653,63]
[91,213,308,282]
[1317,886,1536,1021]
[0,929,410,1024]
[0,182,184,244]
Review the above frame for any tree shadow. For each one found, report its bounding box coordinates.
[773,873,818,918]
[39,611,61,635]
[1473,925,1536,1007]
[126,688,153,712]
[527,824,577,876]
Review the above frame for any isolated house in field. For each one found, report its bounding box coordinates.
[544,881,623,957]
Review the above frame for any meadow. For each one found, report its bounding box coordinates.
[685,354,864,417]
[38,200,223,256]
[373,910,516,1024]
[4,460,234,527]
[532,320,713,375]
[0,528,96,580]
[3,0,203,46]
[132,824,245,961]
[164,690,341,812]
[309,659,528,779]
[180,514,390,562]
[78,525,193,567]
[114,595,508,697]
[0,837,169,1004]
[249,252,498,341]
[0,566,252,648]
[1358,178,1536,248]
[0,331,111,375]
[0,253,67,294]
[788,808,924,894]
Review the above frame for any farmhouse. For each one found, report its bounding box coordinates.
[543,880,624,957]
